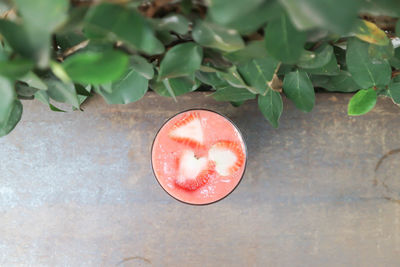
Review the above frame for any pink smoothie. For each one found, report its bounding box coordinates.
[151,109,246,205]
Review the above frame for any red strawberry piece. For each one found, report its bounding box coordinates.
[169,112,204,149]
[208,140,245,176]
[175,150,215,191]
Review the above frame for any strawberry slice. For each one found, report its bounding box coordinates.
[169,112,204,149]
[208,141,245,176]
[175,150,215,191]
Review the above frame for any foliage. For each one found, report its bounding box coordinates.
[0,0,400,136]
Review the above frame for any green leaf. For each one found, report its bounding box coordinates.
[222,1,283,34]
[258,90,283,128]
[224,40,268,64]
[0,59,33,79]
[84,3,164,55]
[303,54,339,76]
[360,0,400,17]
[96,70,149,104]
[63,50,129,85]
[238,57,280,95]
[0,77,23,137]
[14,0,69,32]
[211,86,256,102]
[283,70,315,112]
[34,90,50,105]
[312,71,360,92]
[390,48,400,69]
[346,38,392,88]
[388,82,400,104]
[158,42,203,80]
[348,88,377,116]
[216,66,257,94]
[208,0,264,25]
[16,82,38,98]
[368,42,394,61]
[74,84,91,96]
[192,20,244,52]
[354,19,390,46]
[130,55,154,80]
[0,19,50,67]
[297,44,333,69]
[19,72,48,90]
[264,13,306,63]
[195,71,227,89]
[155,14,190,35]
[396,19,400,37]
[279,0,360,34]
[150,76,200,97]
[50,104,67,112]
[45,78,80,108]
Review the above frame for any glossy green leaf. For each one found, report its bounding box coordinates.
[360,0,400,17]
[0,77,22,137]
[368,42,394,60]
[74,84,91,96]
[34,90,50,105]
[195,71,227,89]
[63,50,129,85]
[312,71,360,92]
[389,48,400,69]
[202,48,233,69]
[97,70,148,104]
[217,66,257,94]
[14,0,69,32]
[348,88,377,116]
[346,38,391,88]
[297,44,333,69]
[84,3,164,55]
[151,76,200,98]
[192,20,244,52]
[130,55,154,80]
[19,72,48,90]
[283,70,315,112]
[158,42,203,80]
[238,57,280,95]
[264,13,306,63]
[223,1,283,34]
[354,19,389,46]
[211,86,256,102]
[155,14,190,35]
[208,0,264,25]
[45,78,80,108]
[279,0,360,34]
[224,40,268,64]
[0,20,50,67]
[396,19,400,37]
[388,82,400,104]
[258,90,283,128]
[0,59,33,79]
[303,54,339,76]
[16,82,38,98]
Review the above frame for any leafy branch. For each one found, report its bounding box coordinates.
[0,0,400,137]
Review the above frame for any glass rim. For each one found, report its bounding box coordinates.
[150,108,248,206]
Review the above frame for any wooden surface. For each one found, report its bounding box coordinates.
[1,92,400,266]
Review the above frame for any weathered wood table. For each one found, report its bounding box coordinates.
[1,93,400,266]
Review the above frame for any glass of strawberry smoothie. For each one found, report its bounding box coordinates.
[151,109,247,205]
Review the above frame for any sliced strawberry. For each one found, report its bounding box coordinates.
[169,112,204,149]
[208,140,245,176]
[175,150,215,191]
